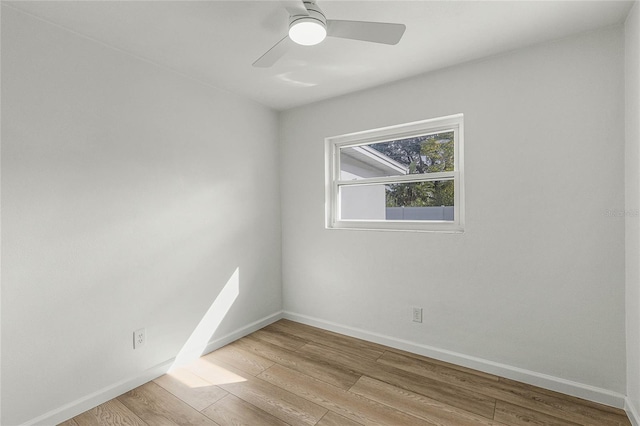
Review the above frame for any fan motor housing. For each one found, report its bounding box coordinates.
[289,1,326,30]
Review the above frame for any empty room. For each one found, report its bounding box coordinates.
[2,0,640,425]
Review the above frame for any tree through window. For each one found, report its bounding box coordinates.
[371,132,455,208]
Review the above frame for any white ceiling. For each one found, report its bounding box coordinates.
[6,0,635,110]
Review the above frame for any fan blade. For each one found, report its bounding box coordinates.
[280,0,308,16]
[253,36,293,68]
[327,20,406,45]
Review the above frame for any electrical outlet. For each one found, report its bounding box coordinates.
[412,307,423,323]
[133,328,146,349]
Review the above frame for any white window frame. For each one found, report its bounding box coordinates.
[325,114,464,233]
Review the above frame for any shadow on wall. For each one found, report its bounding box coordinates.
[170,267,240,371]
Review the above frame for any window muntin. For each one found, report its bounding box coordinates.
[326,114,464,232]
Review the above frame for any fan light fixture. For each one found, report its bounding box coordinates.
[289,19,327,45]
[252,0,406,68]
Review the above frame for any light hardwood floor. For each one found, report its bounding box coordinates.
[60,319,631,426]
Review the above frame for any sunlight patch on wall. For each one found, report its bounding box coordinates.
[170,267,240,371]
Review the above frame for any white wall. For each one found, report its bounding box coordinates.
[1,6,281,425]
[625,2,640,421]
[281,26,626,396]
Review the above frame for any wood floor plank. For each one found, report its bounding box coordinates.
[187,356,327,425]
[233,334,361,390]
[350,375,505,426]
[201,394,290,426]
[59,420,79,426]
[377,350,502,393]
[73,399,147,426]
[277,321,630,426]
[499,378,632,422]
[276,320,498,381]
[298,342,497,419]
[267,319,385,361]
[375,348,628,426]
[316,411,364,426]
[207,341,275,376]
[494,401,582,426]
[250,328,309,351]
[278,318,497,382]
[153,367,228,411]
[184,355,250,386]
[258,363,436,426]
[118,382,219,426]
[384,347,500,381]
[483,380,631,426]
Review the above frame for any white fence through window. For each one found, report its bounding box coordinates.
[386,206,454,221]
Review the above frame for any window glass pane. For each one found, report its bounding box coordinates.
[339,180,454,221]
[340,184,388,220]
[339,131,454,180]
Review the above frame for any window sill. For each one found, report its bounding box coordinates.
[327,220,465,233]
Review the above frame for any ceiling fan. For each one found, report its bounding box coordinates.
[253,0,406,68]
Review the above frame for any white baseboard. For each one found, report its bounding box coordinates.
[283,311,627,410]
[23,311,283,426]
[200,311,283,358]
[627,397,640,426]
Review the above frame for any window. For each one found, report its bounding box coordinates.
[325,114,464,232]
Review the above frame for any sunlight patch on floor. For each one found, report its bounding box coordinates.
[186,357,248,386]
[163,367,220,389]
[166,357,247,388]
